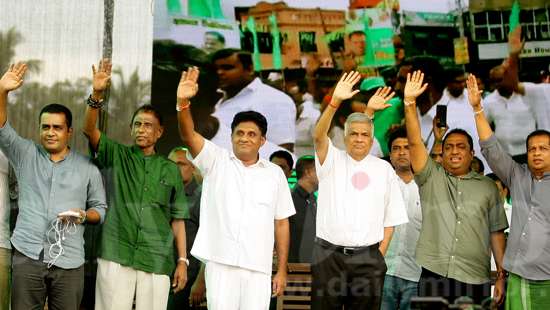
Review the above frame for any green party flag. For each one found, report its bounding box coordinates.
[362,12,376,67]
[188,0,224,19]
[246,16,262,71]
[269,13,282,70]
[166,0,182,14]
[509,0,520,33]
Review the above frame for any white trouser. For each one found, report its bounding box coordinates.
[94,258,170,310]
[205,261,271,310]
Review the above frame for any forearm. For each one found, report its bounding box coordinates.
[0,90,8,127]
[491,231,506,271]
[404,102,428,172]
[171,219,187,258]
[379,226,394,256]
[473,108,494,141]
[274,219,290,274]
[177,100,204,157]
[313,98,339,143]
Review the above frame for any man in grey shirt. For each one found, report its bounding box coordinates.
[0,63,107,310]
[467,73,550,309]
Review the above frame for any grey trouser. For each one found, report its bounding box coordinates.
[11,249,84,310]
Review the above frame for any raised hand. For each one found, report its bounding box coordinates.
[332,71,361,102]
[92,59,112,92]
[367,86,394,112]
[466,74,482,110]
[404,70,428,103]
[508,26,524,55]
[177,66,199,103]
[0,63,27,93]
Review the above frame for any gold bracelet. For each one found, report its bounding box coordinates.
[404,99,415,106]
[474,108,484,115]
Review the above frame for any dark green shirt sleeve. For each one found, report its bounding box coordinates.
[93,133,123,169]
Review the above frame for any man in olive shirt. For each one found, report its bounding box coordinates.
[82,60,189,310]
[467,73,550,309]
[403,70,508,305]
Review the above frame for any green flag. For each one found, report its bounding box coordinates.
[246,16,262,71]
[166,0,182,14]
[509,0,520,34]
[269,13,282,70]
[188,0,224,19]
[362,12,376,66]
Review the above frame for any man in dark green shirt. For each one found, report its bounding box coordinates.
[82,59,189,310]
[403,69,508,306]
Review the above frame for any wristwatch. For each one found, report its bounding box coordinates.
[177,257,189,266]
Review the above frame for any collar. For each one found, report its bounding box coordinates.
[294,184,315,199]
[130,144,159,158]
[218,77,262,102]
[446,169,483,180]
[229,151,268,168]
[39,146,73,163]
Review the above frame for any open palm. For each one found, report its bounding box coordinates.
[404,70,428,102]
[177,67,199,101]
[92,59,112,92]
[466,73,482,108]
[0,63,27,92]
[367,86,394,111]
[332,71,361,102]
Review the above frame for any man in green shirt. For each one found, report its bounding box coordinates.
[403,69,508,306]
[82,59,189,310]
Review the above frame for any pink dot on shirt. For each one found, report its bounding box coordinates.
[352,172,370,190]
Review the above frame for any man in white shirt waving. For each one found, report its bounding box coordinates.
[176,67,295,310]
[312,71,408,309]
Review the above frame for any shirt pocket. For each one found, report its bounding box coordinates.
[153,179,173,208]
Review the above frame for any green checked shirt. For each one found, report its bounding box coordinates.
[414,158,508,284]
[94,134,188,276]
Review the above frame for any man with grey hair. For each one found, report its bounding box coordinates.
[312,71,408,309]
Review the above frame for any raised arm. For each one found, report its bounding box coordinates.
[466,74,493,141]
[403,71,429,173]
[83,59,112,151]
[176,67,205,158]
[313,71,361,164]
[430,115,448,156]
[0,63,27,127]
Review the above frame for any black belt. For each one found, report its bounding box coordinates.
[315,238,379,256]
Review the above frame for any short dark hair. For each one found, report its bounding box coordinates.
[409,56,446,93]
[387,126,407,152]
[39,104,73,128]
[205,31,225,44]
[131,104,163,126]
[446,66,466,83]
[295,155,315,180]
[526,129,550,150]
[270,150,294,169]
[443,128,474,151]
[210,48,253,71]
[348,30,366,39]
[486,172,511,200]
[230,110,268,137]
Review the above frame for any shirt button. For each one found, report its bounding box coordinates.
[455,238,459,242]
[144,187,148,191]
[522,232,526,236]
[451,255,455,259]
[458,192,462,195]
[528,217,532,221]
[457,207,461,210]
[457,221,461,224]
